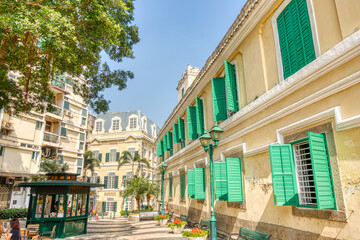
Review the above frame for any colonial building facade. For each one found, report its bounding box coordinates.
[88,111,159,215]
[156,0,360,239]
[0,73,89,209]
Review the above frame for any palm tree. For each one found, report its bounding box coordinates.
[124,177,147,212]
[82,150,101,182]
[31,157,69,182]
[118,151,151,177]
[144,179,160,210]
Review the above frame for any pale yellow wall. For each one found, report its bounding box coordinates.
[156,1,360,239]
[1,147,37,174]
[335,0,360,39]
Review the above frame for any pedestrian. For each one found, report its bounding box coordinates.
[9,219,20,240]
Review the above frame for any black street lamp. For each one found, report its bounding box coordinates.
[199,124,224,240]
[160,161,168,215]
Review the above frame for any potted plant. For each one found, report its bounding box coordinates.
[154,214,169,226]
[168,219,187,234]
[182,228,209,240]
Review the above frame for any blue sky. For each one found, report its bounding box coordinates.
[101,0,246,128]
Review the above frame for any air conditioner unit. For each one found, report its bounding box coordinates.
[2,121,14,131]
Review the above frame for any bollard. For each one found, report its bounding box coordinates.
[102,212,104,219]
[113,211,115,219]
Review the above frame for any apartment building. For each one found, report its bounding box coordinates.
[88,111,160,215]
[0,73,89,209]
[156,0,360,239]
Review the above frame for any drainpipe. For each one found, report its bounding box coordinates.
[259,0,284,91]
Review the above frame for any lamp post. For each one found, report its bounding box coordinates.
[200,124,224,240]
[122,180,128,218]
[160,161,168,215]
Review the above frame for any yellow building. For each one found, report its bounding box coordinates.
[156,0,360,239]
[0,73,89,208]
[88,111,159,215]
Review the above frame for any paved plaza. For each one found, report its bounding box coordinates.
[64,218,187,240]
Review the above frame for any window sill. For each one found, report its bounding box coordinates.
[292,206,347,222]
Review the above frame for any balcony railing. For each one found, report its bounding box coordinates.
[43,132,59,143]
[51,79,65,89]
[51,105,62,116]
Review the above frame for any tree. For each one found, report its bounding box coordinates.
[0,0,139,115]
[31,157,69,182]
[117,151,150,177]
[82,150,100,182]
[124,177,147,212]
[144,179,160,210]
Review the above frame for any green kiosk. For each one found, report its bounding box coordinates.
[19,171,103,238]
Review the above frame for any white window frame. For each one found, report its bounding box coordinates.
[129,117,137,129]
[90,172,98,184]
[109,149,117,162]
[112,119,120,131]
[292,140,317,207]
[271,0,320,82]
[0,146,4,156]
[107,172,116,189]
[31,151,39,161]
[106,197,114,212]
[95,121,103,132]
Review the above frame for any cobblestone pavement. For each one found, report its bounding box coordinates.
[63,218,188,240]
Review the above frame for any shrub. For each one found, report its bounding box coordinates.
[120,210,133,216]
[0,208,28,220]
[154,214,169,220]
[168,220,187,228]
[182,228,209,237]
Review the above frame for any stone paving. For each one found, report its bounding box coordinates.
[63,218,188,240]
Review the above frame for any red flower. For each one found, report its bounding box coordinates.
[173,220,182,225]
[191,228,203,234]
[159,215,165,218]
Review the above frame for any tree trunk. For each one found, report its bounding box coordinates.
[147,194,150,210]
[136,197,140,212]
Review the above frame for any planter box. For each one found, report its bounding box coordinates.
[187,237,207,240]
[139,211,161,220]
[159,219,169,226]
[129,213,140,222]
[171,225,185,234]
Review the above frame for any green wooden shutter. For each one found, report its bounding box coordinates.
[115,176,119,189]
[116,152,120,161]
[173,124,180,143]
[60,127,67,136]
[169,177,173,197]
[167,131,173,150]
[104,176,108,189]
[157,141,164,157]
[211,77,227,121]
[163,135,168,152]
[187,106,197,140]
[180,173,186,199]
[269,144,297,206]
[224,60,239,112]
[194,168,205,199]
[187,170,195,198]
[277,0,316,79]
[97,176,100,184]
[59,155,64,164]
[308,132,336,209]
[87,177,91,183]
[63,101,70,110]
[214,162,228,201]
[113,202,117,212]
[98,153,102,162]
[105,153,110,162]
[196,97,205,135]
[102,202,106,212]
[226,158,243,202]
[178,118,185,140]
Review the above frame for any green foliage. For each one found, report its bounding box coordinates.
[0,0,139,115]
[0,208,27,220]
[31,157,69,181]
[118,151,150,177]
[124,177,147,211]
[83,150,100,181]
[182,228,209,237]
[120,210,133,216]
[154,215,169,220]
[168,220,187,228]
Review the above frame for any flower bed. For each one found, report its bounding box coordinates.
[182,228,209,239]
[154,214,169,226]
[168,219,187,233]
